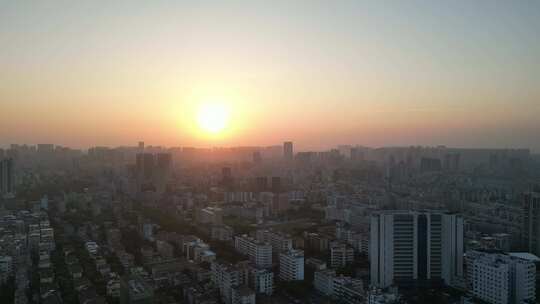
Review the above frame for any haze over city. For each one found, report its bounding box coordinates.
[4,2,540,304]
[2,1,540,151]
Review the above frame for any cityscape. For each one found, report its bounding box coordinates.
[2,2,540,304]
[2,143,540,304]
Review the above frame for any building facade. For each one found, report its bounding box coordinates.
[523,192,540,256]
[234,235,272,268]
[0,158,14,197]
[211,261,250,304]
[279,249,304,281]
[465,250,536,304]
[283,142,293,160]
[370,210,464,288]
[330,242,355,269]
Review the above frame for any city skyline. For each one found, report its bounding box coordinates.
[2,1,540,151]
[0,141,536,154]
[3,2,540,304]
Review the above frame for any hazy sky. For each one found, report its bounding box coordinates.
[1,1,539,151]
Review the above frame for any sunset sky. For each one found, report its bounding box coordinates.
[1,1,539,151]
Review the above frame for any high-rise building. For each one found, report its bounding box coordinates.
[370,210,464,288]
[252,151,262,164]
[465,250,536,304]
[271,177,281,193]
[222,167,233,189]
[142,153,155,179]
[133,152,171,194]
[155,153,172,193]
[283,141,293,160]
[254,177,268,192]
[37,144,54,155]
[0,158,14,197]
[523,192,540,256]
[135,153,156,192]
[156,153,172,173]
[234,235,272,268]
[136,153,155,180]
[314,269,336,296]
[443,153,460,172]
[330,242,355,269]
[279,249,304,281]
[249,268,274,296]
[420,157,442,172]
[271,192,290,215]
[350,147,364,162]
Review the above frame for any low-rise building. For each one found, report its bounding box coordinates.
[367,288,400,304]
[256,229,293,257]
[120,275,154,304]
[197,207,223,225]
[211,225,234,241]
[156,240,175,259]
[304,232,329,252]
[314,269,364,304]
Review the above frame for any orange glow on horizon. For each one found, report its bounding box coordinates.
[197,102,230,135]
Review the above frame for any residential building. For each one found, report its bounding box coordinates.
[367,288,400,304]
[333,276,364,304]
[211,225,234,241]
[305,258,327,271]
[313,269,364,304]
[314,269,336,296]
[330,242,355,269]
[234,235,272,268]
[304,232,330,252]
[211,261,250,304]
[249,268,273,296]
[465,250,536,304]
[279,249,304,281]
[256,229,293,256]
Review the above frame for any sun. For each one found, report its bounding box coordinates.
[197,103,230,134]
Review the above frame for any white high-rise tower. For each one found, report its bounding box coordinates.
[370,210,463,288]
